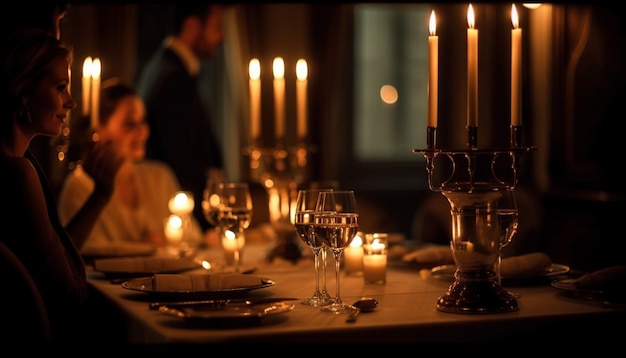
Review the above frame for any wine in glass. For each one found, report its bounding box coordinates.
[496,189,519,290]
[315,190,359,314]
[294,189,333,307]
[215,182,253,273]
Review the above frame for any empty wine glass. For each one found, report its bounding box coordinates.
[315,190,359,314]
[496,189,519,295]
[215,182,253,273]
[294,189,333,307]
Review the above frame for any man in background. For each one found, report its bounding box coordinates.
[136,4,226,232]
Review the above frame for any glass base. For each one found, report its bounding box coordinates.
[302,293,333,307]
[320,302,350,314]
[437,279,519,314]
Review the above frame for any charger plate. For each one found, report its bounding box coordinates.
[122,275,275,300]
[158,301,294,324]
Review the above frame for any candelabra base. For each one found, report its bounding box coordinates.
[436,272,518,314]
[414,146,534,314]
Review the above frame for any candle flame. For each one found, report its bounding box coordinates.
[296,59,307,81]
[467,4,475,29]
[91,58,101,80]
[167,214,183,229]
[249,58,260,80]
[83,56,92,78]
[273,57,285,79]
[511,4,519,29]
[429,10,437,36]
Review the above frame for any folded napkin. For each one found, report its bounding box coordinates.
[402,245,454,265]
[500,252,552,277]
[574,265,626,292]
[94,257,198,273]
[152,273,264,292]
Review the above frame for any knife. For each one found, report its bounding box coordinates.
[148,297,298,310]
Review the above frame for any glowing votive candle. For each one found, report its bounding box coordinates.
[363,233,387,284]
[344,233,363,274]
[222,230,245,266]
[168,191,194,216]
[164,215,183,244]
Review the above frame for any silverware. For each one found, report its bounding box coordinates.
[346,297,378,323]
[148,297,298,310]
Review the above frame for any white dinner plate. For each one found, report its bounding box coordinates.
[122,274,276,300]
[157,301,294,324]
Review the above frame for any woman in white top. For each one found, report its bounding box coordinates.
[58,79,203,257]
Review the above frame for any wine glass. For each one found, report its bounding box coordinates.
[202,170,225,227]
[495,189,519,294]
[315,190,359,314]
[294,189,333,307]
[215,182,253,273]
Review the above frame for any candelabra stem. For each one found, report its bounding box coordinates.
[467,126,478,149]
[426,126,437,149]
[510,125,522,148]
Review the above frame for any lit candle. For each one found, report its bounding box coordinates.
[164,215,183,244]
[249,59,261,142]
[296,59,308,140]
[82,57,92,117]
[168,191,195,216]
[363,237,387,284]
[90,58,101,129]
[428,10,438,129]
[344,233,363,274]
[467,4,478,128]
[222,230,245,266]
[511,4,522,127]
[273,57,285,140]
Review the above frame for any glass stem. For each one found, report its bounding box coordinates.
[321,247,328,296]
[313,249,321,295]
[333,250,342,304]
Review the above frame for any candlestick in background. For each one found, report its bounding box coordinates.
[90,58,101,129]
[363,233,387,284]
[344,233,363,274]
[249,58,261,143]
[273,57,285,141]
[82,57,92,117]
[510,4,522,147]
[296,58,308,141]
[427,10,438,149]
[466,4,478,148]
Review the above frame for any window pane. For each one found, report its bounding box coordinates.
[354,4,429,162]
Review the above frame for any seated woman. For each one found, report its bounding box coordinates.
[58,79,204,257]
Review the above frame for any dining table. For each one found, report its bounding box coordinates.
[84,242,626,345]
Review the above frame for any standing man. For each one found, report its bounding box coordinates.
[136,4,226,232]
